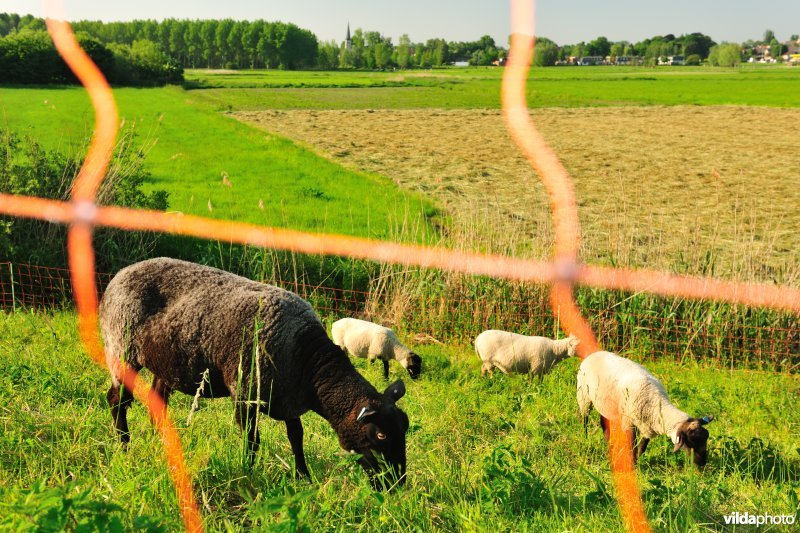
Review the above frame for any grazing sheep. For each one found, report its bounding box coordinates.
[474,330,579,378]
[576,351,714,467]
[100,258,410,487]
[331,318,422,380]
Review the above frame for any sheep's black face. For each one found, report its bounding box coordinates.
[351,380,409,489]
[405,354,422,379]
[674,416,713,467]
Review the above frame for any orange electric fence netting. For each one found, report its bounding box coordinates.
[0,1,797,531]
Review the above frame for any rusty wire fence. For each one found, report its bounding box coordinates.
[2,261,796,372]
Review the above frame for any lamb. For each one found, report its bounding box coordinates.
[99,258,410,487]
[331,318,422,380]
[474,330,579,378]
[576,351,714,467]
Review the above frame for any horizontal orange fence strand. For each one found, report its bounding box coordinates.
[2,194,798,313]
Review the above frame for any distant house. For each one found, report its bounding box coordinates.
[751,44,772,62]
[658,55,685,66]
[453,61,469,67]
[783,39,800,62]
[578,56,604,66]
[614,56,633,65]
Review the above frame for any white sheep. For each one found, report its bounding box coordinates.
[331,318,422,380]
[474,330,579,378]
[576,351,714,467]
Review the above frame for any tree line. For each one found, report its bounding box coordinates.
[0,12,504,80]
[318,32,504,69]
[533,33,718,66]
[0,14,182,85]
[1,12,796,86]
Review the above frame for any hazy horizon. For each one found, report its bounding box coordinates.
[4,1,799,47]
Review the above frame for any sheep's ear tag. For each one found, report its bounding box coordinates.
[384,380,406,402]
[672,434,684,452]
[700,415,714,425]
[356,406,376,423]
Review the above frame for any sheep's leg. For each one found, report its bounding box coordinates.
[630,427,639,463]
[599,415,610,441]
[382,359,390,380]
[285,418,310,477]
[107,383,134,444]
[151,377,172,406]
[635,437,650,462]
[235,402,260,466]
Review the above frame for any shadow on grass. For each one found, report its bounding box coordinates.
[715,436,800,483]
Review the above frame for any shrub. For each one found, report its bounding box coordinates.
[108,40,183,86]
[708,43,742,67]
[686,54,701,66]
[0,127,169,272]
[0,30,182,86]
[0,29,66,84]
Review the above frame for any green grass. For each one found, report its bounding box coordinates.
[185,66,800,110]
[1,310,798,531]
[0,86,436,240]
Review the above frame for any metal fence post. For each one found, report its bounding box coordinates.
[9,262,16,312]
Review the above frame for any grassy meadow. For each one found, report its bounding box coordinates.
[1,64,799,531]
[186,66,800,110]
[1,311,798,531]
[0,87,436,240]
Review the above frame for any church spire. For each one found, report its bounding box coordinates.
[345,22,352,50]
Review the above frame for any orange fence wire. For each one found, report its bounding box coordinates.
[0,1,794,531]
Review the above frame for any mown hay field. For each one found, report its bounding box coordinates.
[236,106,800,284]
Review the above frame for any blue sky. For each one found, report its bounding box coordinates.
[7,1,800,46]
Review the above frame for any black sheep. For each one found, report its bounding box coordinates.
[100,258,409,486]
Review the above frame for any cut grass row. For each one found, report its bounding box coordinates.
[0,310,797,531]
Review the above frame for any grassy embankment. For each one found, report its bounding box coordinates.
[0,311,797,531]
[0,86,436,239]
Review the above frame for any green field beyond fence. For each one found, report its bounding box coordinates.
[185,66,800,109]
[0,86,437,239]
